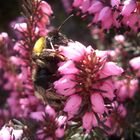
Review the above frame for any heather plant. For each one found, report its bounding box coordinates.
[0,0,140,140]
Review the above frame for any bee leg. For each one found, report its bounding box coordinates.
[50,41,55,50]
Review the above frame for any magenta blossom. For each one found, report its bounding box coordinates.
[105,103,127,135]
[54,41,123,132]
[72,0,139,31]
[115,79,138,101]
[0,124,23,140]
[35,105,67,139]
[129,56,140,76]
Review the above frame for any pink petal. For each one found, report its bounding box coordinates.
[98,7,112,21]
[82,112,93,133]
[101,62,124,76]
[30,111,44,121]
[45,105,56,118]
[118,85,127,101]
[129,56,140,70]
[128,79,138,98]
[100,80,115,100]
[92,113,98,127]
[114,35,125,43]
[64,94,82,117]
[55,128,65,138]
[13,129,23,140]
[58,60,79,74]
[88,1,103,14]
[117,104,127,118]
[54,75,76,96]
[95,50,108,58]
[111,0,120,7]
[101,16,113,29]
[73,0,83,7]
[121,0,136,16]
[14,23,27,32]
[59,41,86,61]
[91,93,105,114]
[39,1,53,16]
[80,0,91,13]
[56,116,67,127]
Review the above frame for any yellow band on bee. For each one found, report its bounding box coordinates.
[33,37,46,54]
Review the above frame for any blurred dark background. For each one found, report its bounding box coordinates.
[0,0,21,32]
[0,0,94,46]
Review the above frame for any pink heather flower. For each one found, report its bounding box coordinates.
[111,0,120,7]
[88,1,103,14]
[91,93,105,114]
[123,13,140,32]
[13,41,29,57]
[80,0,91,13]
[121,0,136,16]
[82,112,93,133]
[36,114,67,139]
[0,32,9,44]
[72,0,140,31]
[10,56,27,66]
[114,35,125,43]
[39,1,53,16]
[98,7,112,21]
[61,0,73,13]
[116,79,138,101]
[45,105,56,118]
[0,125,23,140]
[64,94,82,118]
[105,104,127,135]
[30,105,56,121]
[129,56,140,76]
[55,116,67,138]
[59,41,86,61]
[56,116,67,127]
[54,41,123,132]
[129,56,140,70]
[55,128,65,138]
[36,1,53,28]
[58,60,79,75]
[99,80,115,101]
[73,0,83,8]
[97,6,113,29]
[30,111,44,121]
[54,75,76,96]
[100,62,124,77]
[117,104,127,118]
[101,17,113,29]
[14,22,27,32]
[82,112,98,133]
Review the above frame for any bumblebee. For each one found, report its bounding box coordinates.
[31,15,74,107]
[31,28,69,108]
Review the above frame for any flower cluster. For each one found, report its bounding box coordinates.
[0,0,53,139]
[32,105,67,140]
[3,0,53,118]
[0,0,140,139]
[54,41,123,133]
[0,124,23,140]
[72,0,140,31]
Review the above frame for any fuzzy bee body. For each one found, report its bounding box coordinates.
[31,30,68,107]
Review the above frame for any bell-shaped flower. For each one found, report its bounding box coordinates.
[91,93,105,114]
[100,62,124,77]
[64,94,82,117]
[54,75,76,96]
